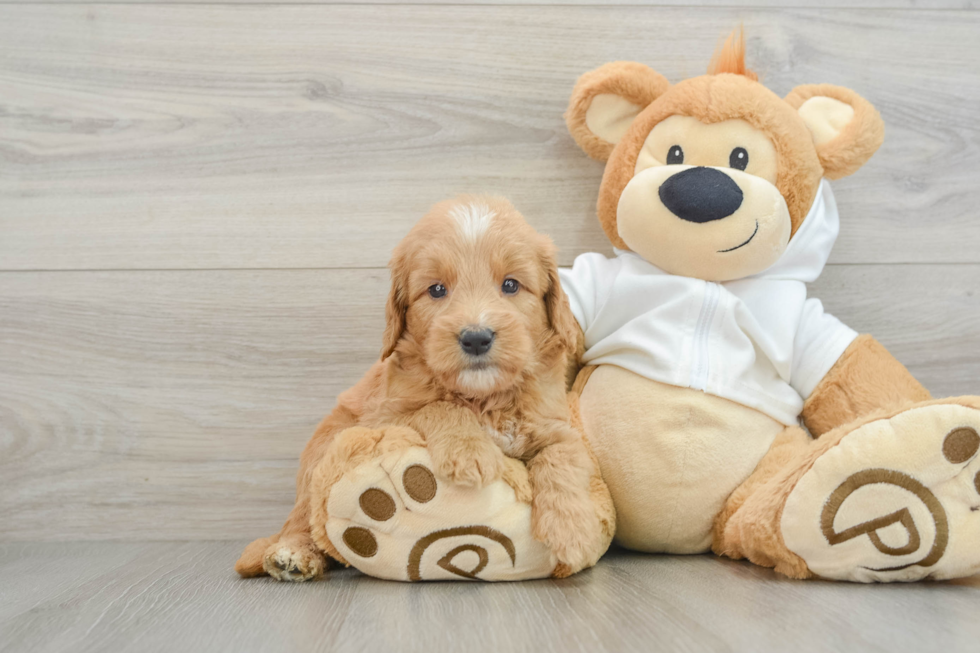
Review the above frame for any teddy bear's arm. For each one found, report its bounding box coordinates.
[801,334,931,436]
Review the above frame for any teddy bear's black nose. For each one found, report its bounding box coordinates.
[658,167,744,224]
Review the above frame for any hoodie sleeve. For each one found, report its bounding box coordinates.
[558,253,616,333]
[790,298,858,400]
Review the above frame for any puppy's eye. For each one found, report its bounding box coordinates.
[501,279,520,295]
[666,145,684,165]
[428,284,447,298]
[729,147,749,171]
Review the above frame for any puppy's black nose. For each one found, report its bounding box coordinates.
[459,328,495,357]
[658,167,743,223]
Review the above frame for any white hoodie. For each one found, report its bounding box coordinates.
[559,180,857,426]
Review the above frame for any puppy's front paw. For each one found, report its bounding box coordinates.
[263,534,326,582]
[532,492,603,574]
[433,437,506,488]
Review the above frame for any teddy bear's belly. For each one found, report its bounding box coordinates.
[579,364,785,554]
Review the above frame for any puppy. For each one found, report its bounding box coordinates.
[236,196,603,581]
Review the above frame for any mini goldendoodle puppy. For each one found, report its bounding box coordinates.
[236,196,607,581]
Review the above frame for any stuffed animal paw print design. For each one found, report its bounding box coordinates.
[782,402,980,582]
[313,444,557,582]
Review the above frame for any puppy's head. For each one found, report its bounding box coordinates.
[382,196,577,398]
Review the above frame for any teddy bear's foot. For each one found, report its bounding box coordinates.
[315,446,558,581]
[782,399,980,582]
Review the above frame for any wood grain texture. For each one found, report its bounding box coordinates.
[0,269,387,541]
[2,5,979,269]
[0,541,977,653]
[1,2,979,637]
[1,265,977,541]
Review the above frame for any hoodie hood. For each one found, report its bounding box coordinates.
[755,179,839,284]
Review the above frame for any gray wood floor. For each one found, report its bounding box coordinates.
[2,0,980,650]
[1,542,978,653]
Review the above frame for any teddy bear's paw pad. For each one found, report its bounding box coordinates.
[324,446,556,581]
[783,402,980,582]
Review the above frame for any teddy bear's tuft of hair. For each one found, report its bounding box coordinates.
[708,27,758,82]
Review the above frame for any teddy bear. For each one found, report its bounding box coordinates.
[558,30,980,582]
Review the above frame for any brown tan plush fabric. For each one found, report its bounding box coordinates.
[781,400,980,581]
[565,61,670,162]
[578,367,783,553]
[711,426,811,561]
[785,84,885,180]
[802,335,931,437]
[715,396,980,579]
[562,29,980,584]
[707,27,758,81]
[564,34,884,252]
[596,73,825,250]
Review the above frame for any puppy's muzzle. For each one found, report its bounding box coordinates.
[458,328,495,357]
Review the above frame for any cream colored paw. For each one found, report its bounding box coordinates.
[263,536,326,582]
[783,401,980,582]
[323,446,556,581]
[432,436,506,488]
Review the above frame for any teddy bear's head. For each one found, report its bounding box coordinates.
[565,30,885,282]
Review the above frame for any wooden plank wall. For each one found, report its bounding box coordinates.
[1,2,978,541]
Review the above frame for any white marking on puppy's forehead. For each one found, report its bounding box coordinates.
[449,201,497,242]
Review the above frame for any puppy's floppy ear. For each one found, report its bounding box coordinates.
[381,252,408,360]
[785,84,884,180]
[565,61,670,162]
[538,236,580,354]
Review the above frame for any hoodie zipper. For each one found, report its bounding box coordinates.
[691,281,720,391]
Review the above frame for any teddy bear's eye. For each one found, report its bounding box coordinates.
[730,147,749,171]
[666,145,684,165]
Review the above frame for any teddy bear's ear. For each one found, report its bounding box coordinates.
[785,84,885,180]
[565,61,670,162]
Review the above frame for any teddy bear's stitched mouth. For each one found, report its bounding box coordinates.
[718,220,759,253]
